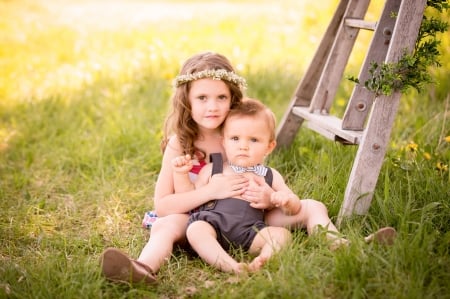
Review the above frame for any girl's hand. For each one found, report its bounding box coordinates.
[171,154,193,174]
[207,174,249,199]
[241,176,274,209]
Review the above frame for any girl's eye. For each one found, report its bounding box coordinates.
[250,138,258,142]
[231,136,239,141]
[198,96,207,101]
[218,95,229,101]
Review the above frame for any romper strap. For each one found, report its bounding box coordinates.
[264,168,273,187]
[209,153,223,176]
[199,153,224,211]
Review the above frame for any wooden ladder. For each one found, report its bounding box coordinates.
[276,0,426,225]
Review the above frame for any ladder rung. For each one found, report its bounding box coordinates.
[292,107,363,144]
[345,18,377,31]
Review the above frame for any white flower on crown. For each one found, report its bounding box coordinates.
[173,69,247,89]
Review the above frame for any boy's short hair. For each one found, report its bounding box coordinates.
[225,97,276,141]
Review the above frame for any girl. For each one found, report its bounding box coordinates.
[100,52,250,284]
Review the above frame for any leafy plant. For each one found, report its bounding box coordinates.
[349,0,449,96]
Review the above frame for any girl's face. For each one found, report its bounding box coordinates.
[188,78,232,132]
[222,115,276,167]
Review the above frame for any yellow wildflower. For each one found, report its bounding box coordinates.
[445,136,450,143]
[406,141,418,152]
[436,162,448,172]
[423,152,431,160]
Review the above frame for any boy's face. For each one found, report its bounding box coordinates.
[222,115,276,167]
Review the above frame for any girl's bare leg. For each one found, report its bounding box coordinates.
[187,220,246,274]
[265,199,348,249]
[265,199,396,249]
[137,213,190,272]
[100,213,189,284]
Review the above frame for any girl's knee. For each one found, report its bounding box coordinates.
[151,214,189,239]
[301,199,328,214]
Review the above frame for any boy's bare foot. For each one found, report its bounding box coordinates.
[248,255,268,272]
[233,263,250,275]
[364,227,397,245]
[100,247,156,284]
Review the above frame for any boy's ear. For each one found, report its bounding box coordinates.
[266,140,276,155]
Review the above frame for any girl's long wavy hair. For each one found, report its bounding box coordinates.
[161,52,244,160]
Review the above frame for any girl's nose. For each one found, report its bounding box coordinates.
[207,100,219,111]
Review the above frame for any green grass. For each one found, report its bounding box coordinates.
[1,0,449,298]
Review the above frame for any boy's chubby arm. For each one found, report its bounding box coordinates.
[269,168,302,215]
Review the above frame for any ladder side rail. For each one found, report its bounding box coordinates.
[308,0,371,113]
[342,0,401,130]
[276,0,350,147]
[337,0,427,225]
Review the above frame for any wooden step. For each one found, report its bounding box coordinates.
[345,18,377,31]
[292,106,363,144]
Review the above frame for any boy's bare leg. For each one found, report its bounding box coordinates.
[187,220,246,274]
[248,226,292,272]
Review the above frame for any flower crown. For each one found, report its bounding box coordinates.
[173,69,247,89]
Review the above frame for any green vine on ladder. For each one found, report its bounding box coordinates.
[348,0,449,97]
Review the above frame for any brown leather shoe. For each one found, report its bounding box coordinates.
[100,247,156,284]
[364,227,397,245]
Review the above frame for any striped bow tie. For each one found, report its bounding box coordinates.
[229,163,268,176]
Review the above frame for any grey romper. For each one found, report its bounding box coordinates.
[188,153,273,251]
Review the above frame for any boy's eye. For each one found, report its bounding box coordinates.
[250,138,258,142]
[198,96,206,101]
[218,95,229,101]
[231,136,239,141]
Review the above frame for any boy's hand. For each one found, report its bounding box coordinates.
[242,176,274,209]
[171,154,193,174]
[270,191,301,215]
